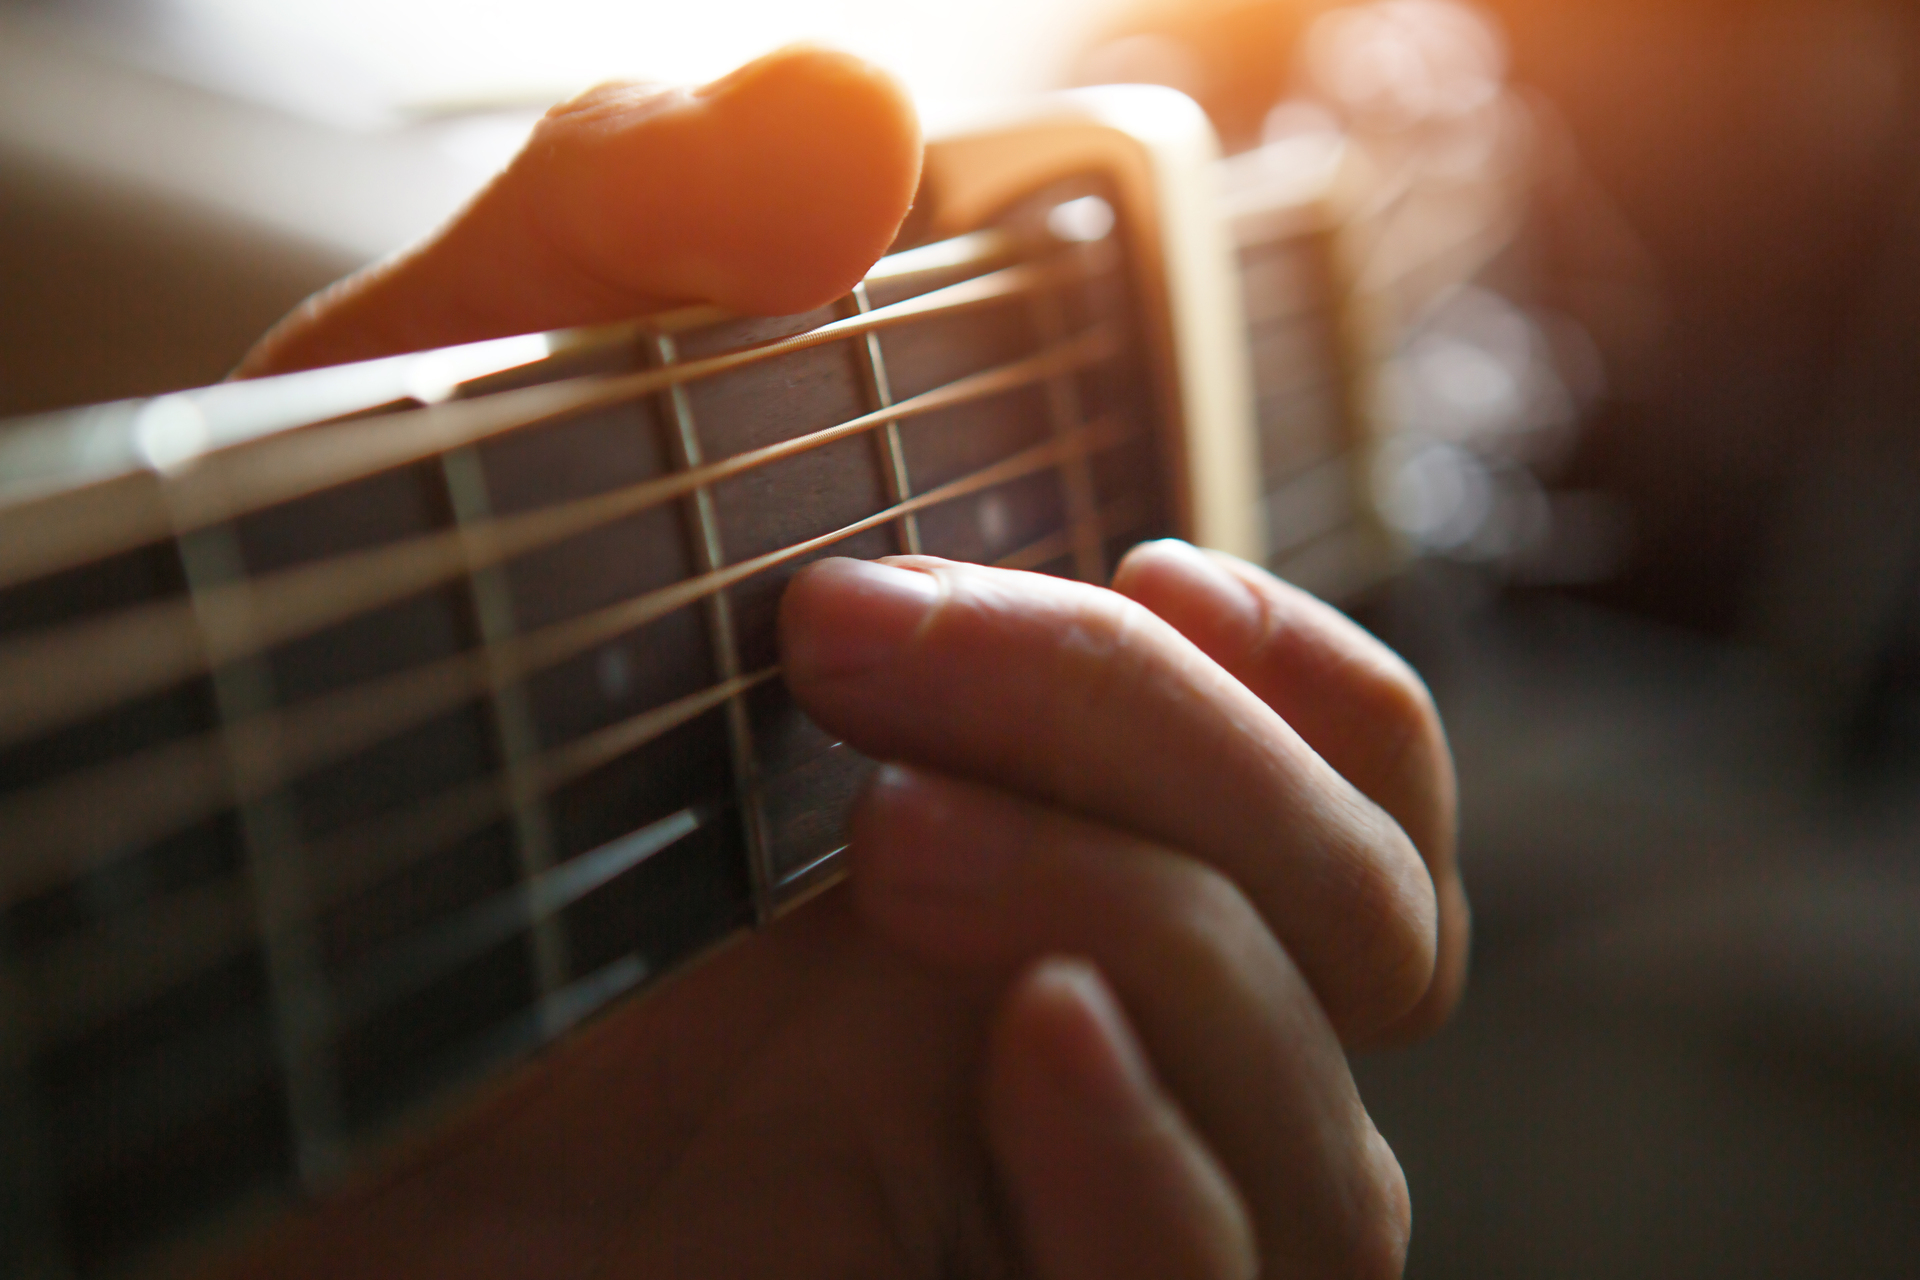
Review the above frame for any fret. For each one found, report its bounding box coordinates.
[0,326,1116,758]
[438,446,573,1029]
[649,331,779,928]
[847,282,923,556]
[1028,222,1111,584]
[172,523,347,1190]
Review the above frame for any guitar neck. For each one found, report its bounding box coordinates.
[0,87,1517,1280]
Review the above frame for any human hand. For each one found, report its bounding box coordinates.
[234,44,923,378]
[222,43,1464,1280]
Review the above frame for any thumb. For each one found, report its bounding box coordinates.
[237,44,922,376]
[986,959,1259,1280]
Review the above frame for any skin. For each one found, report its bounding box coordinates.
[224,45,1466,1280]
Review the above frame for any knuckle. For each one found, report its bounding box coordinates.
[1251,584,1444,758]
[1327,817,1439,1036]
[1042,590,1166,732]
[1297,1126,1410,1280]
[1345,1134,1413,1280]
[1328,644,1443,779]
[1051,589,1153,684]
[1145,859,1270,982]
[1367,655,1441,754]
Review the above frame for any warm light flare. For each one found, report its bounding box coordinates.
[171,0,1131,118]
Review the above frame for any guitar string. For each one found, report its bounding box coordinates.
[0,336,1121,899]
[0,243,1114,596]
[15,189,1409,1234]
[0,210,1358,1002]
[0,227,1020,515]
[7,170,1351,1107]
[15,426,1141,1044]
[5,209,1390,761]
[0,325,1121,753]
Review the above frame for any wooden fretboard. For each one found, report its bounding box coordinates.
[0,166,1182,1277]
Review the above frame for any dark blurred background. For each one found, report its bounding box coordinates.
[1388,0,1920,1269]
[1113,1,1920,1273]
[4,0,1918,1274]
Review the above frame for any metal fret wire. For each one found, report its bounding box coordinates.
[439,446,573,1030]
[0,324,1119,756]
[18,416,1127,1042]
[650,332,779,927]
[0,251,1106,598]
[173,524,347,1189]
[1028,252,1109,583]
[848,282,923,556]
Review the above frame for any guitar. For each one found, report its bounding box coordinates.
[0,84,1525,1278]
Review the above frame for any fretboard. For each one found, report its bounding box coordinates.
[0,173,1187,1280]
[0,90,1518,1280]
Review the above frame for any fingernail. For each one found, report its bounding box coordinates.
[1142,539,1262,628]
[785,558,940,679]
[858,767,1026,893]
[1025,959,1159,1123]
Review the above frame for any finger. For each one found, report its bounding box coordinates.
[780,555,1436,1039]
[237,44,922,376]
[987,959,1258,1280]
[852,768,1410,1279]
[1112,540,1467,1044]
